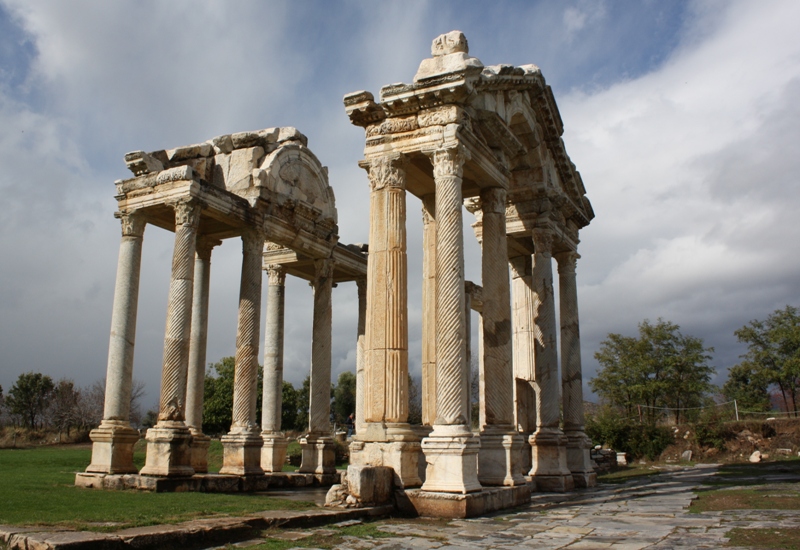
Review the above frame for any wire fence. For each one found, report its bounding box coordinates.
[609,400,800,425]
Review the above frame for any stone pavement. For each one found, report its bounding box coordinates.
[273,464,800,549]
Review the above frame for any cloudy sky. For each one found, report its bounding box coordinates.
[1,0,798,412]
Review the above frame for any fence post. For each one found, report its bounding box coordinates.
[734,400,739,422]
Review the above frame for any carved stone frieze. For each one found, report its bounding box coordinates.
[366,116,418,137]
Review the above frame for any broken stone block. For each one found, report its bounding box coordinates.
[749,450,762,463]
[124,150,164,176]
[346,465,393,505]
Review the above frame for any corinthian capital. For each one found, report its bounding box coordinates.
[430,146,468,180]
[532,228,554,258]
[171,199,202,228]
[196,237,222,260]
[116,210,146,237]
[480,187,506,214]
[312,258,336,286]
[554,250,580,274]
[241,228,265,256]
[266,264,286,286]
[366,154,408,191]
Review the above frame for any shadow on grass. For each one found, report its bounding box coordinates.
[597,465,662,484]
[0,446,318,532]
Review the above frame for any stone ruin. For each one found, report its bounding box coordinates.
[76,31,595,518]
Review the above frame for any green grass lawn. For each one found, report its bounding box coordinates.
[0,445,315,531]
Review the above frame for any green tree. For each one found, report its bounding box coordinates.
[281,381,299,431]
[722,361,772,412]
[295,376,310,432]
[591,319,714,424]
[6,372,55,429]
[332,371,356,426]
[202,357,263,435]
[734,305,800,416]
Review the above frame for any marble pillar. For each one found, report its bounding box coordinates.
[510,254,536,477]
[421,146,481,494]
[185,237,220,473]
[86,211,146,474]
[555,251,596,488]
[477,188,525,487]
[261,265,288,472]
[351,154,420,488]
[421,194,437,427]
[299,258,336,474]
[141,199,201,477]
[355,277,367,437]
[221,228,265,476]
[528,229,573,492]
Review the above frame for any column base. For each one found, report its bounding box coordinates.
[261,431,288,473]
[529,428,574,492]
[85,421,140,474]
[140,421,194,477]
[349,439,422,488]
[189,430,210,474]
[421,424,481,494]
[298,433,336,474]
[220,428,264,476]
[478,427,526,487]
[566,430,597,488]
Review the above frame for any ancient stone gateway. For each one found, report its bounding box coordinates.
[77,127,367,485]
[341,30,594,515]
[77,30,594,519]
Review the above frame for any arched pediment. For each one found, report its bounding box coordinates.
[255,143,337,226]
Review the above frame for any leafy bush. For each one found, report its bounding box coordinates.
[586,407,672,460]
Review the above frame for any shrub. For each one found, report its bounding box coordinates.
[586,407,672,460]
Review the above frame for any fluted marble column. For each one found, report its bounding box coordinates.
[86,210,146,474]
[350,153,420,488]
[221,228,265,476]
[261,265,288,472]
[185,237,221,473]
[141,199,201,477]
[555,250,596,487]
[510,254,536,477]
[528,228,573,491]
[355,277,367,436]
[300,258,336,474]
[421,146,481,494]
[478,188,525,486]
[421,194,437,427]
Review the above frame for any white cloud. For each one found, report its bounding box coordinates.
[561,0,800,385]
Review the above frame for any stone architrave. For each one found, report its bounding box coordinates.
[477,188,525,487]
[351,154,421,488]
[421,194,437,426]
[221,228,266,476]
[528,228,573,492]
[509,254,536,477]
[355,277,368,436]
[141,199,202,477]
[555,250,596,488]
[185,237,221,473]
[261,264,288,472]
[299,258,337,474]
[86,211,146,474]
[421,146,481,494]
